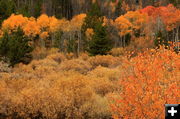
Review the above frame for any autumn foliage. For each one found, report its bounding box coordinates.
[0,3,180,119]
[111,47,180,119]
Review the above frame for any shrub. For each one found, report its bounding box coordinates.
[110,47,180,119]
[79,53,89,61]
[60,59,92,74]
[0,74,112,119]
[88,66,121,81]
[31,47,59,60]
[47,53,66,64]
[0,61,11,72]
[109,48,126,56]
[88,55,121,68]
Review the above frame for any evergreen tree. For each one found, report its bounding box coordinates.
[0,28,33,66]
[88,21,112,56]
[34,0,43,18]
[16,4,30,17]
[81,1,102,51]
[82,1,102,32]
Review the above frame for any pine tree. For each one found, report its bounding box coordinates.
[81,1,102,51]
[88,21,112,56]
[82,1,102,31]
[0,28,33,66]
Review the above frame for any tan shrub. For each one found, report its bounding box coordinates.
[88,66,121,81]
[65,52,75,60]
[47,53,66,64]
[32,47,59,60]
[88,55,121,68]
[0,74,113,119]
[0,61,12,72]
[80,94,111,119]
[109,48,126,56]
[79,53,89,61]
[88,77,117,96]
[60,59,92,74]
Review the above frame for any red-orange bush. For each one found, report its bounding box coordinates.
[111,47,180,119]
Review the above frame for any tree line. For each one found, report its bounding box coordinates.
[0,1,179,66]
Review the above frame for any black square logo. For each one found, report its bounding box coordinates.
[165,104,180,119]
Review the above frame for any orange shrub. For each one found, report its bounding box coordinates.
[110,47,180,119]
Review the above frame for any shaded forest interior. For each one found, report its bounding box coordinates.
[0,0,179,20]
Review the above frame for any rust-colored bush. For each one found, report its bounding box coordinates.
[111,47,180,119]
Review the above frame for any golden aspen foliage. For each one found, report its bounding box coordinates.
[23,17,40,37]
[115,15,132,36]
[2,14,28,32]
[37,14,50,31]
[123,11,148,31]
[70,13,87,31]
[60,19,71,32]
[40,31,49,39]
[85,28,94,40]
[58,18,69,32]
[103,16,114,26]
[49,16,61,33]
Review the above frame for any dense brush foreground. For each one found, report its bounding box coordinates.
[0,0,180,119]
[0,47,179,119]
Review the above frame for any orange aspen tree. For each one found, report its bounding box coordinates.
[111,47,180,119]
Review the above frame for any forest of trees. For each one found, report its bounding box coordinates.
[0,0,179,21]
[0,0,179,119]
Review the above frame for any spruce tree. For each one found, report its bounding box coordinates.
[88,21,112,56]
[82,1,102,31]
[81,1,102,51]
[0,28,33,66]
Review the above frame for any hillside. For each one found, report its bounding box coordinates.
[0,0,179,119]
